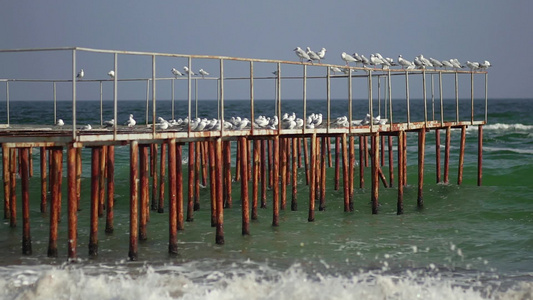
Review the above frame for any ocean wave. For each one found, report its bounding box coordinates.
[484,146,533,155]
[0,263,530,300]
[482,123,533,131]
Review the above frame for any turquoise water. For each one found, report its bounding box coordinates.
[0,98,531,299]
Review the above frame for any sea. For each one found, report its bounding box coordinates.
[0,98,530,300]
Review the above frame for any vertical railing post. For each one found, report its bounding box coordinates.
[113,53,118,139]
[145,79,149,125]
[53,82,56,125]
[388,70,393,129]
[368,70,373,132]
[405,70,410,128]
[171,79,175,120]
[302,64,307,134]
[99,81,103,126]
[188,57,192,134]
[250,61,254,135]
[439,71,443,125]
[152,55,157,135]
[220,59,225,136]
[6,81,9,126]
[348,68,352,134]
[277,62,281,131]
[72,49,77,139]
[484,73,488,123]
[455,72,459,122]
[471,71,474,124]
[431,73,435,120]
[422,69,427,123]
[326,66,331,132]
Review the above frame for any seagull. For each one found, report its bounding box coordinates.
[441,60,454,70]
[450,59,464,69]
[352,53,363,66]
[466,61,480,71]
[156,117,169,130]
[418,55,433,68]
[360,54,371,67]
[370,54,383,67]
[103,119,115,128]
[317,48,327,60]
[330,66,343,74]
[80,124,92,130]
[294,47,311,63]
[398,55,412,69]
[77,69,84,79]
[171,68,183,78]
[198,69,209,78]
[414,56,424,69]
[306,47,321,64]
[341,52,357,65]
[429,58,444,70]
[108,70,115,78]
[125,114,136,127]
[56,119,64,127]
[479,60,491,70]
[183,66,195,76]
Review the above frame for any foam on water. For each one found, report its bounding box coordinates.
[0,262,530,300]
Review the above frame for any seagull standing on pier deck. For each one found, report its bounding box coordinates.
[56,119,64,127]
[198,69,209,78]
[125,114,136,127]
[294,47,311,63]
[108,70,115,78]
[103,119,115,128]
[183,66,195,76]
[77,69,84,79]
[171,68,183,78]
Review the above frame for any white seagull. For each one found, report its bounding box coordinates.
[103,119,115,128]
[77,69,84,79]
[317,48,327,60]
[108,70,115,78]
[171,68,183,78]
[398,55,412,69]
[56,119,64,127]
[479,60,491,70]
[341,52,357,65]
[360,54,371,67]
[466,61,480,71]
[429,58,444,70]
[125,114,136,127]
[306,47,321,64]
[352,53,363,66]
[294,47,311,63]
[441,60,454,70]
[198,69,209,78]
[330,66,343,74]
[80,124,92,130]
[183,66,195,76]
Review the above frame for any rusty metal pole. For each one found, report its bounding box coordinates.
[105,145,115,234]
[208,141,217,227]
[364,136,369,168]
[240,137,250,235]
[303,137,309,185]
[349,135,355,204]
[308,133,316,221]
[397,131,404,215]
[280,138,287,210]
[48,148,60,256]
[176,143,184,230]
[167,139,178,254]
[458,125,466,185]
[234,141,241,183]
[67,145,78,259]
[261,139,267,208]
[327,137,332,168]
[291,137,298,211]
[139,145,149,241]
[98,147,106,218]
[158,142,167,213]
[223,141,232,208]
[478,125,483,186]
[194,141,201,211]
[359,136,365,189]
[272,136,280,226]
[29,148,33,178]
[201,142,208,187]
[3,145,10,220]
[9,148,16,227]
[89,147,100,256]
[40,147,47,213]
[21,148,32,255]
[388,136,394,188]
[435,129,441,183]
[151,144,159,211]
[215,138,225,244]
[315,136,321,203]
[341,134,350,212]
[319,137,326,211]
[129,141,139,261]
[187,142,195,221]
[268,140,273,188]
[76,148,82,210]
[371,134,379,214]
[334,136,340,191]
[403,132,407,186]
[444,127,451,184]
[252,139,260,219]
[417,129,426,209]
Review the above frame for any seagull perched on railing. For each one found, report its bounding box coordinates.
[317,48,327,60]
[183,66,195,76]
[466,61,480,71]
[441,60,454,70]
[198,69,209,78]
[77,69,84,79]
[429,58,444,70]
[125,114,136,127]
[294,47,311,63]
[479,60,491,70]
[108,70,115,78]
[306,47,321,64]
[171,68,183,78]
[398,55,412,69]
[341,52,357,65]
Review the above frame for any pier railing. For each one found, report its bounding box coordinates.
[0,47,487,144]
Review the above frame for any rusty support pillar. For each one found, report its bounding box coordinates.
[280,138,287,210]
[381,136,385,167]
[194,141,201,211]
[234,141,241,183]
[319,137,326,211]
[201,141,208,187]
[21,148,32,255]
[478,125,483,186]
[458,125,466,185]
[167,139,178,254]
[308,134,316,222]
[223,141,232,208]
[334,136,340,191]
[187,142,195,221]
[67,145,78,259]
[364,136,369,168]
[29,148,33,178]
[403,132,408,186]
[158,142,167,213]
[261,140,267,208]
[76,148,82,210]
[272,136,280,227]
[98,146,106,218]
[291,137,298,211]
[417,129,426,209]
[359,136,365,189]
[388,136,394,188]
[349,135,355,204]
[40,147,47,213]
[208,141,216,227]
[303,137,309,185]
[176,143,184,230]
[444,126,451,184]
[151,144,159,211]
[252,140,260,219]
[3,145,10,220]
[89,147,100,256]
[327,137,333,168]
[397,131,404,215]
[268,140,273,188]
[48,148,63,256]
[341,134,350,212]
[128,141,139,261]
[105,145,115,234]
[435,129,441,183]
[9,148,16,227]
[240,137,250,235]
[139,145,149,241]
[215,139,224,244]
[371,135,379,214]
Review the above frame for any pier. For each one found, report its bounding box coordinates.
[0,47,487,260]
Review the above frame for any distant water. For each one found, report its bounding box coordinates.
[0,98,531,299]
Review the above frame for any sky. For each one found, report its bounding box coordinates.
[0,0,532,102]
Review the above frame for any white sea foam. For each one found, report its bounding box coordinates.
[481,123,533,131]
[484,146,533,155]
[0,263,530,300]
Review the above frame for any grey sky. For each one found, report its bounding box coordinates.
[0,1,531,101]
